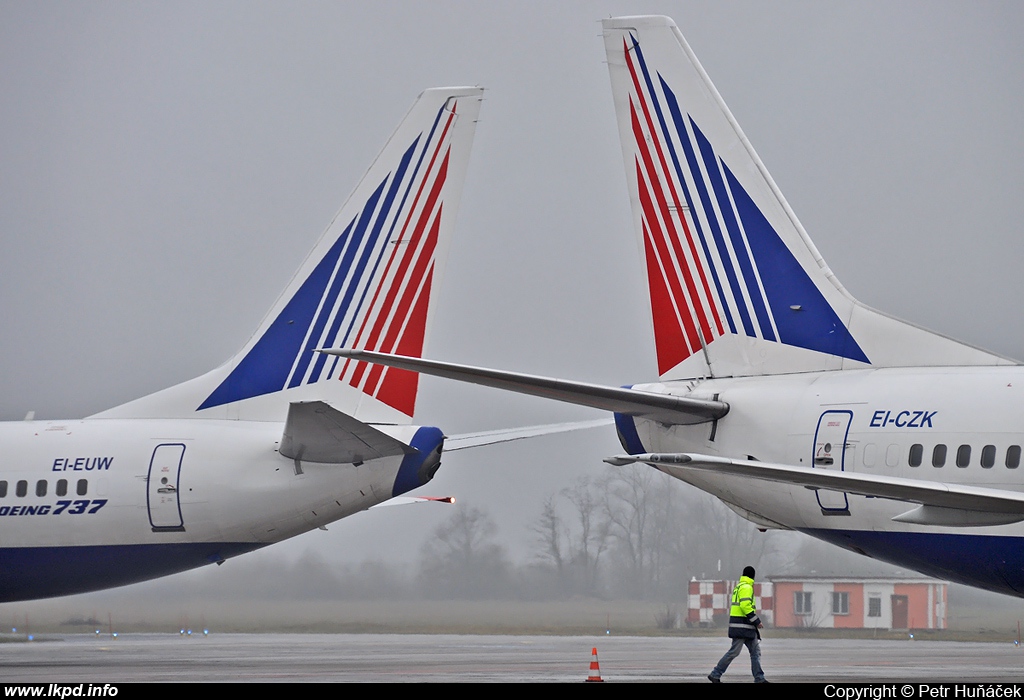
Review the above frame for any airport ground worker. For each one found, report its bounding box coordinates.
[708,566,768,683]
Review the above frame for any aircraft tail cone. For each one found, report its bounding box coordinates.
[585,647,604,682]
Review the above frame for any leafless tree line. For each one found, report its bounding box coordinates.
[524,466,782,599]
[414,465,785,600]
[117,463,916,604]
[162,465,840,601]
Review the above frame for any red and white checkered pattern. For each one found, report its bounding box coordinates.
[688,579,774,626]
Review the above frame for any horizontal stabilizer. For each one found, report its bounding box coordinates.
[319,350,728,425]
[370,496,455,509]
[280,401,416,464]
[606,452,1024,526]
[445,418,613,451]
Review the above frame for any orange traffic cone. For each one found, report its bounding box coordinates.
[586,647,604,682]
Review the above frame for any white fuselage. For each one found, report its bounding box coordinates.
[0,419,435,601]
[626,366,1024,595]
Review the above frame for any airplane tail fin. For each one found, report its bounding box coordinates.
[96,86,484,423]
[603,16,1008,379]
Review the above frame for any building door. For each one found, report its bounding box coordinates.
[891,595,909,629]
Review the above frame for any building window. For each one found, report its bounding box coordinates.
[832,592,850,615]
[868,597,882,617]
[794,591,812,615]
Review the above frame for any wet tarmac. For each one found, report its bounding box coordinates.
[1,633,1022,683]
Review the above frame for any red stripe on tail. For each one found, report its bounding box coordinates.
[631,104,702,359]
[623,38,723,338]
[364,203,442,397]
[374,268,434,416]
[343,110,457,388]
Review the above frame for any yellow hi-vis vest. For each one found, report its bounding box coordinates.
[727,576,761,639]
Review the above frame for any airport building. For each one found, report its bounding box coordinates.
[771,577,947,630]
[688,577,948,630]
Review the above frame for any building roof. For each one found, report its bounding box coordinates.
[767,575,947,585]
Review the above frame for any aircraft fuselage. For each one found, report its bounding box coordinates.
[0,419,444,601]
[620,366,1024,596]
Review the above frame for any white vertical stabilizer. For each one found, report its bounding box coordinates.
[94,87,484,423]
[603,16,1009,379]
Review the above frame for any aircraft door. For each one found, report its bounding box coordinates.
[147,443,185,532]
[812,411,852,514]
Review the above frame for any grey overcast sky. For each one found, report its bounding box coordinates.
[1,1,1023,570]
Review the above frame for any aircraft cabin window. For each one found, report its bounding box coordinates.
[35,480,46,497]
[15,480,27,497]
[56,479,67,497]
[885,445,899,467]
[981,445,996,469]
[932,444,947,468]
[863,444,876,467]
[908,444,923,467]
[76,479,87,496]
[0,481,7,498]
[956,445,971,468]
[1007,445,1021,469]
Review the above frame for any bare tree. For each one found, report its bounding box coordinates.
[675,488,777,580]
[530,495,566,575]
[561,476,609,594]
[602,465,667,598]
[418,506,513,599]
[528,478,609,597]
[601,466,779,599]
[524,467,786,602]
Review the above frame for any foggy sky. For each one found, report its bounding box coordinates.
[1,1,1023,589]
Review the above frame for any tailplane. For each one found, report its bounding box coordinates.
[95,86,484,423]
[603,16,1009,379]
